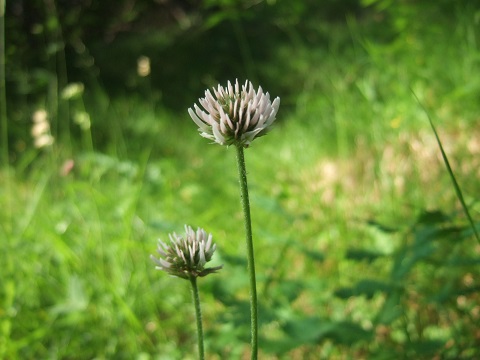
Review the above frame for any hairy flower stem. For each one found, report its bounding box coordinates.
[189,276,205,360]
[235,144,258,360]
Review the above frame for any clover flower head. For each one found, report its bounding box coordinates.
[188,79,280,147]
[150,225,223,279]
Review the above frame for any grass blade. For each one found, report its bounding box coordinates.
[411,90,480,245]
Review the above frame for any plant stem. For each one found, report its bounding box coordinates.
[412,90,480,245]
[0,0,12,252]
[235,144,258,360]
[0,0,7,166]
[189,276,205,360]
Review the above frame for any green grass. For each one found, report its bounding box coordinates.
[2,4,480,359]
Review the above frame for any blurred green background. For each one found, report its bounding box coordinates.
[1,0,480,359]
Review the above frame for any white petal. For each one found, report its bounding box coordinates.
[211,123,226,144]
[205,233,213,252]
[235,79,241,94]
[188,108,211,131]
[250,107,261,127]
[150,254,162,265]
[200,132,216,142]
[189,244,195,264]
[242,106,252,133]
[199,242,206,266]
[227,80,234,97]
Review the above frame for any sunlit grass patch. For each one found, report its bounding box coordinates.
[2,2,480,358]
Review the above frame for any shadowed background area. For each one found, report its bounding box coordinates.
[2,0,480,358]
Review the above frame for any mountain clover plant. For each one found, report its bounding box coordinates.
[151,79,279,359]
[188,79,280,359]
[151,225,222,360]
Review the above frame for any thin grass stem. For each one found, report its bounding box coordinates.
[235,144,258,360]
[0,0,11,227]
[412,90,480,244]
[0,0,7,166]
[189,276,205,360]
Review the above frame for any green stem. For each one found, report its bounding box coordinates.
[235,144,258,360]
[230,16,256,83]
[0,0,12,271]
[0,0,8,166]
[412,90,480,244]
[0,0,8,162]
[189,276,205,360]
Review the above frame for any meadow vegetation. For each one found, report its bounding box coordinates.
[1,0,480,358]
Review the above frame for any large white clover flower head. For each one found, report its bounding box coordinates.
[188,79,280,147]
[150,225,223,279]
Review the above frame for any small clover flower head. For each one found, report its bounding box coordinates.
[150,225,223,279]
[188,79,280,147]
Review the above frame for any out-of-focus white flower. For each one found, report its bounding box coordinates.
[74,111,91,130]
[137,56,151,77]
[188,79,280,147]
[31,120,50,138]
[31,109,54,149]
[61,82,84,100]
[150,225,223,279]
[32,109,48,123]
[34,134,55,148]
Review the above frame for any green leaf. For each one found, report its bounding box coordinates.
[407,340,446,356]
[334,279,395,299]
[367,219,399,233]
[281,317,372,346]
[375,290,403,324]
[271,280,304,303]
[297,244,325,262]
[415,210,450,225]
[346,248,384,263]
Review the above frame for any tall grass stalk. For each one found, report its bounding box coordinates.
[413,91,480,244]
[0,0,11,227]
[0,0,7,166]
[231,17,256,83]
[1,4,13,351]
[44,0,69,147]
[235,144,258,360]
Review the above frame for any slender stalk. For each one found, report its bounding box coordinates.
[230,16,256,83]
[0,0,8,166]
[0,0,12,234]
[189,276,205,360]
[235,144,258,360]
[412,90,480,244]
